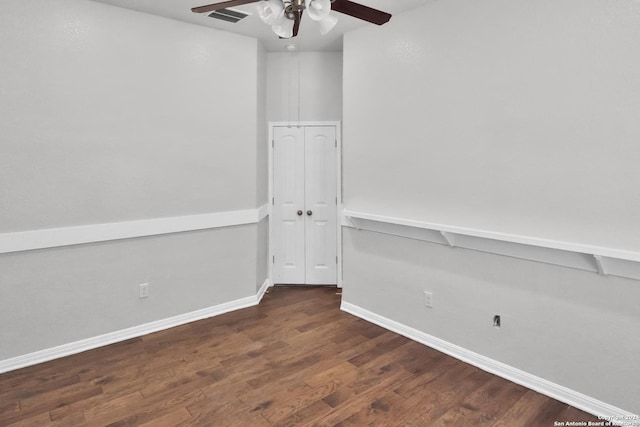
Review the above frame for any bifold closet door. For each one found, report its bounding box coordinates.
[304,126,337,285]
[273,126,306,284]
[272,126,337,285]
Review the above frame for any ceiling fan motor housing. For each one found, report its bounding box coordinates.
[285,0,305,20]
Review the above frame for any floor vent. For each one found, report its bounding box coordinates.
[208,8,250,23]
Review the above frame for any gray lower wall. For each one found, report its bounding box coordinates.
[256,218,270,293]
[0,225,258,361]
[342,228,640,415]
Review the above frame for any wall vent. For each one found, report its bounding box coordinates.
[208,8,250,23]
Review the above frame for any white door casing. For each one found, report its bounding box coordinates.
[271,124,338,285]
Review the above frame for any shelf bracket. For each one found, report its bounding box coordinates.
[344,216,361,230]
[440,231,456,247]
[593,255,608,276]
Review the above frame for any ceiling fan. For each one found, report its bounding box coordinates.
[191,0,392,39]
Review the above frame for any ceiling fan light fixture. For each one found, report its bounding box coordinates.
[257,0,284,25]
[306,0,330,21]
[191,0,391,40]
[272,13,294,38]
[318,12,338,35]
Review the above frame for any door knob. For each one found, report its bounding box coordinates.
[307,210,312,216]
[297,210,303,216]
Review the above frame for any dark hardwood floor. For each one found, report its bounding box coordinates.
[0,286,600,426]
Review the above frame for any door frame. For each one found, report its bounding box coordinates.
[268,121,343,287]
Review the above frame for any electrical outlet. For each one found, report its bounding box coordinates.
[139,283,149,299]
[423,291,433,308]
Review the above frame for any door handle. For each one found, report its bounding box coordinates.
[307,210,312,216]
[297,210,303,216]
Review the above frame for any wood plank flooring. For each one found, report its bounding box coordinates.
[0,286,601,426]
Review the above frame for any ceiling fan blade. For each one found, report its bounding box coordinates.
[330,0,391,25]
[292,10,303,37]
[191,0,260,14]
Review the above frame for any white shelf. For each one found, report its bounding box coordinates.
[342,209,640,281]
[0,206,269,255]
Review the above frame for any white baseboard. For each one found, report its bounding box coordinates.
[257,278,273,303]
[341,301,639,426]
[0,293,262,375]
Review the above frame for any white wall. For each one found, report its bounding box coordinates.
[267,52,343,123]
[0,0,260,232]
[342,0,640,415]
[343,0,640,251]
[256,44,270,293]
[257,43,269,207]
[0,0,266,361]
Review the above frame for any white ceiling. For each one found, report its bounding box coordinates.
[89,0,431,51]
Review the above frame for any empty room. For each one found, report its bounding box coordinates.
[1,0,639,425]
